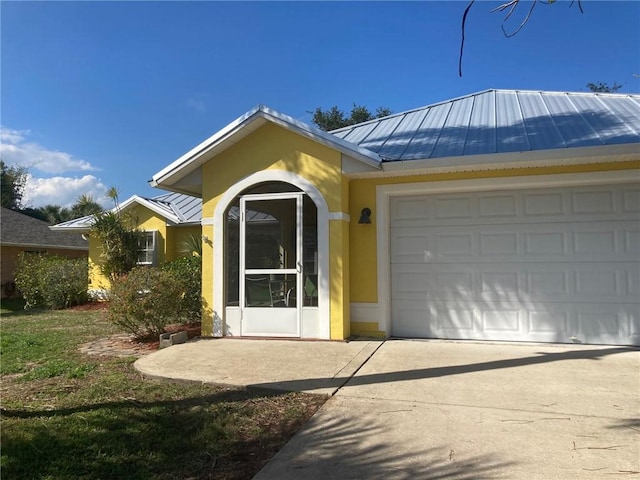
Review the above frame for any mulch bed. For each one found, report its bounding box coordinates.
[72,302,202,357]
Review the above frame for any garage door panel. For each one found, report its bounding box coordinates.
[523,191,566,216]
[528,308,570,335]
[478,192,519,217]
[576,304,640,345]
[390,183,640,345]
[625,229,640,254]
[623,188,640,213]
[391,267,474,300]
[571,189,616,214]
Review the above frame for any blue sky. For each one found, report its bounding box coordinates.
[2,1,639,209]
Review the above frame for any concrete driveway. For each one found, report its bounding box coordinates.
[135,338,639,479]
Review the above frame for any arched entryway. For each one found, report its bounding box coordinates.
[212,172,330,338]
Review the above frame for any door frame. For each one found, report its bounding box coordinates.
[239,192,303,337]
[211,170,332,339]
[375,169,639,338]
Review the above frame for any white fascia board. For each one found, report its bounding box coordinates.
[352,143,640,179]
[48,215,95,232]
[2,242,88,250]
[150,105,382,189]
[150,106,265,188]
[48,224,91,233]
[120,195,182,225]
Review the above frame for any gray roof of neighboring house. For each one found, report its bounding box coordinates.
[0,207,88,250]
[330,89,640,161]
[49,193,203,232]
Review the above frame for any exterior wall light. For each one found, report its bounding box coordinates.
[358,207,372,224]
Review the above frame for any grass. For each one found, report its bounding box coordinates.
[0,300,326,479]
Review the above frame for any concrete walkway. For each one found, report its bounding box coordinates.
[134,338,640,479]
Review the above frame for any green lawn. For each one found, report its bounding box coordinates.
[0,301,325,479]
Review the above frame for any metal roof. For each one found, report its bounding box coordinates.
[330,90,640,162]
[50,193,202,232]
[147,192,202,223]
[1,207,88,249]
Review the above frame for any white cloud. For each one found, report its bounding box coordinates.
[0,126,99,174]
[22,174,111,209]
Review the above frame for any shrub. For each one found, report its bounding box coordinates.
[15,253,89,310]
[107,266,189,339]
[162,254,202,322]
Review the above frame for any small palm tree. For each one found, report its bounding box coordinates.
[178,233,203,257]
[89,187,143,281]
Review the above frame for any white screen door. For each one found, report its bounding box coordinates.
[239,192,303,336]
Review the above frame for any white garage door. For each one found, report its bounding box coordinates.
[390,183,640,345]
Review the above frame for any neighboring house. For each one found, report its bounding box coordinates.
[54,89,640,346]
[0,207,88,298]
[51,193,202,295]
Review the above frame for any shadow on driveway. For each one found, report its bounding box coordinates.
[250,344,636,393]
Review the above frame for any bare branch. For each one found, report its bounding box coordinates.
[459,0,475,77]
[501,0,538,38]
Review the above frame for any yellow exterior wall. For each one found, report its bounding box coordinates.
[165,225,201,261]
[348,160,640,307]
[200,223,214,336]
[189,120,638,340]
[200,122,347,337]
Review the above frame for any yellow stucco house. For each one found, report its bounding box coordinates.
[53,90,640,346]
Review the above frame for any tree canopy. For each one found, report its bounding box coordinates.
[586,81,623,93]
[1,160,28,210]
[311,104,393,131]
[1,160,105,224]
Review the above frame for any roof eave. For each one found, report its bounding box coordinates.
[360,143,640,178]
[150,106,382,190]
[1,241,88,250]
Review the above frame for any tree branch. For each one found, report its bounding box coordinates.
[459,0,475,77]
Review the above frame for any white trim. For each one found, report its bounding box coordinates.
[213,170,331,339]
[1,242,88,251]
[119,195,181,224]
[201,217,214,226]
[346,144,639,179]
[328,212,351,222]
[375,169,640,336]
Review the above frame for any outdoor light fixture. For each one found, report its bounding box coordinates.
[358,207,372,224]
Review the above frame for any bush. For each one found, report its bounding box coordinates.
[162,254,202,322]
[14,253,89,310]
[107,266,190,339]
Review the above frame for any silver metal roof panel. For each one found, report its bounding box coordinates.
[330,90,640,162]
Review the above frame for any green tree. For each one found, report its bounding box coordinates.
[0,161,28,210]
[37,204,72,224]
[586,81,623,93]
[311,104,393,131]
[71,193,103,218]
